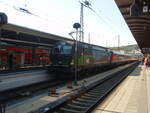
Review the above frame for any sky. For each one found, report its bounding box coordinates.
[0,0,137,47]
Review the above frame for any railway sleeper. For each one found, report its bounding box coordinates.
[90,89,102,93]
[94,86,108,90]
[88,90,101,94]
[87,92,101,96]
[75,98,96,104]
[92,85,104,89]
[90,88,108,94]
[71,101,91,107]
[80,96,98,101]
[82,94,99,99]
[60,107,84,113]
[65,103,88,110]
[86,91,101,95]
[72,100,93,107]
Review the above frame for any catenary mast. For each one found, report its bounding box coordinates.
[79,0,91,43]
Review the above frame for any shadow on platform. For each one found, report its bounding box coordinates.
[128,65,143,76]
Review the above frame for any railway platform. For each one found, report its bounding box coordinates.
[0,69,52,91]
[93,64,150,113]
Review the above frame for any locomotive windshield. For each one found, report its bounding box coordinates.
[53,43,72,55]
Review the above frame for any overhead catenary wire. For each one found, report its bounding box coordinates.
[92,2,135,43]
[90,1,136,46]
[84,2,118,33]
[90,0,122,32]
[81,1,126,47]
[78,0,120,48]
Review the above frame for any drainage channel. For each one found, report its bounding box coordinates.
[47,62,139,113]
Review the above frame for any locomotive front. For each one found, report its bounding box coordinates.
[50,41,75,78]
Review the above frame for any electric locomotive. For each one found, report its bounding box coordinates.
[50,40,136,79]
[50,40,112,78]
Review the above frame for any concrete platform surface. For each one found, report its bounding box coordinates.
[92,65,150,113]
[0,70,53,91]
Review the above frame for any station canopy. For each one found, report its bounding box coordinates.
[0,23,73,48]
[115,0,150,54]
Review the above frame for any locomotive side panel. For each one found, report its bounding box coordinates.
[91,46,110,66]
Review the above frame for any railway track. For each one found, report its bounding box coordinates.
[47,62,139,113]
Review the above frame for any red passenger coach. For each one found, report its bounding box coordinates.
[0,46,51,70]
[111,53,125,63]
[111,51,134,65]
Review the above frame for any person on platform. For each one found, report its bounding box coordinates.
[144,56,150,67]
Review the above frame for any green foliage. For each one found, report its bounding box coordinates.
[109,44,139,52]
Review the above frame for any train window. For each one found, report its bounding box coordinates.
[63,46,72,54]
[53,44,72,55]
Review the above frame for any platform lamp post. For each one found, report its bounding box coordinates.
[73,23,81,85]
